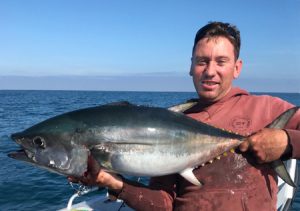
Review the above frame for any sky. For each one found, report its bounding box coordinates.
[0,0,300,92]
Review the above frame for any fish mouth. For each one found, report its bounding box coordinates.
[9,146,89,177]
[9,132,89,177]
[8,149,71,176]
[8,149,36,164]
[8,148,73,175]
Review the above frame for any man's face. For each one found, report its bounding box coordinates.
[190,37,242,102]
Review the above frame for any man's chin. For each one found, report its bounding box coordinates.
[197,90,219,102]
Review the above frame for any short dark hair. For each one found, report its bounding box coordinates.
[193,21,241,60]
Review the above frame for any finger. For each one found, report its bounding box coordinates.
[88,155,96,168]
[75,172,93,186]
[257,150,268,163]
[88,156,101,174]
[67,176,80,183]
[239,140,250,152]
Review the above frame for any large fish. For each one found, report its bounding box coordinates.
[8,102,298,187]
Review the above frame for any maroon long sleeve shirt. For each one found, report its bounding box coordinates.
[117,87,300,211]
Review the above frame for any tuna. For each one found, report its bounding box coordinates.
[8,102,298,187]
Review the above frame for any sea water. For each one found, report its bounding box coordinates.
[0,90,299,211]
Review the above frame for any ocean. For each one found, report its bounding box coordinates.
[0,90,299,211]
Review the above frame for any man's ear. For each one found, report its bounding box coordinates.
[189,67,193,76]
[233,59,242,79]
[189,57,194,76]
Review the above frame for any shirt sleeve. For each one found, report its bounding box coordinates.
[118,174,178,211]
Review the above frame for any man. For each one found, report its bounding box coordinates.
[69,22,300,210]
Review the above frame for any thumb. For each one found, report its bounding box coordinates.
[88,156,101,174]
[239,140,250,152]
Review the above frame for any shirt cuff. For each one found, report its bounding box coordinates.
[285,129,300,159]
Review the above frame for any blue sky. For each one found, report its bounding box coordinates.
[0,0,299,92]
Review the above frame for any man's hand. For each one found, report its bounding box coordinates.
[68,156,123,190]
[239,128,290,163]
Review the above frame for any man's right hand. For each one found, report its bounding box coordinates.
[68,156,124,191]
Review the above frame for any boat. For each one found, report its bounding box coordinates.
[59,159,298,211]
[277,159,298,211]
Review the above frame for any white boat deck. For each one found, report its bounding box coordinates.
[59,195,133,211]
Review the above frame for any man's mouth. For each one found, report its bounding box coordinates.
[201,80,219,89]
[203,81,218,85]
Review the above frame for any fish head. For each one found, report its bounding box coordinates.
[9,127,89,177]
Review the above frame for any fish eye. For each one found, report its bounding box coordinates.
[33,136,46,149]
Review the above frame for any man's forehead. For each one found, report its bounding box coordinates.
[193,37,235,57]
[196,36,232,47]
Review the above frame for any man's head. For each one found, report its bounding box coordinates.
[190,22,243,102]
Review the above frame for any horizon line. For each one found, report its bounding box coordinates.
[0,89,299,94]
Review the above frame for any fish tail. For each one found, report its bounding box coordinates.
[267,106,299,129]
[268,106,299,187]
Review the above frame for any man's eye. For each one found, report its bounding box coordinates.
[217,61,226,66]
[195,60,207,66]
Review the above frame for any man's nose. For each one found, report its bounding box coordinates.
[204,62,216,76]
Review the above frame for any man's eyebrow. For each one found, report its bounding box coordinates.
[193,56,230,61]
[193,56,209,60]
[215,56,230,60]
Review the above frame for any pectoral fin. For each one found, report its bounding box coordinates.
[271,160,296,187]
[180,168,202,186]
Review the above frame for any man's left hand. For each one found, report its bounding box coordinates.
[239,128,290,163]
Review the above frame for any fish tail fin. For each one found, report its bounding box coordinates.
[271,160,296,187]
[267,107,299,187]
[267,106,299,129]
